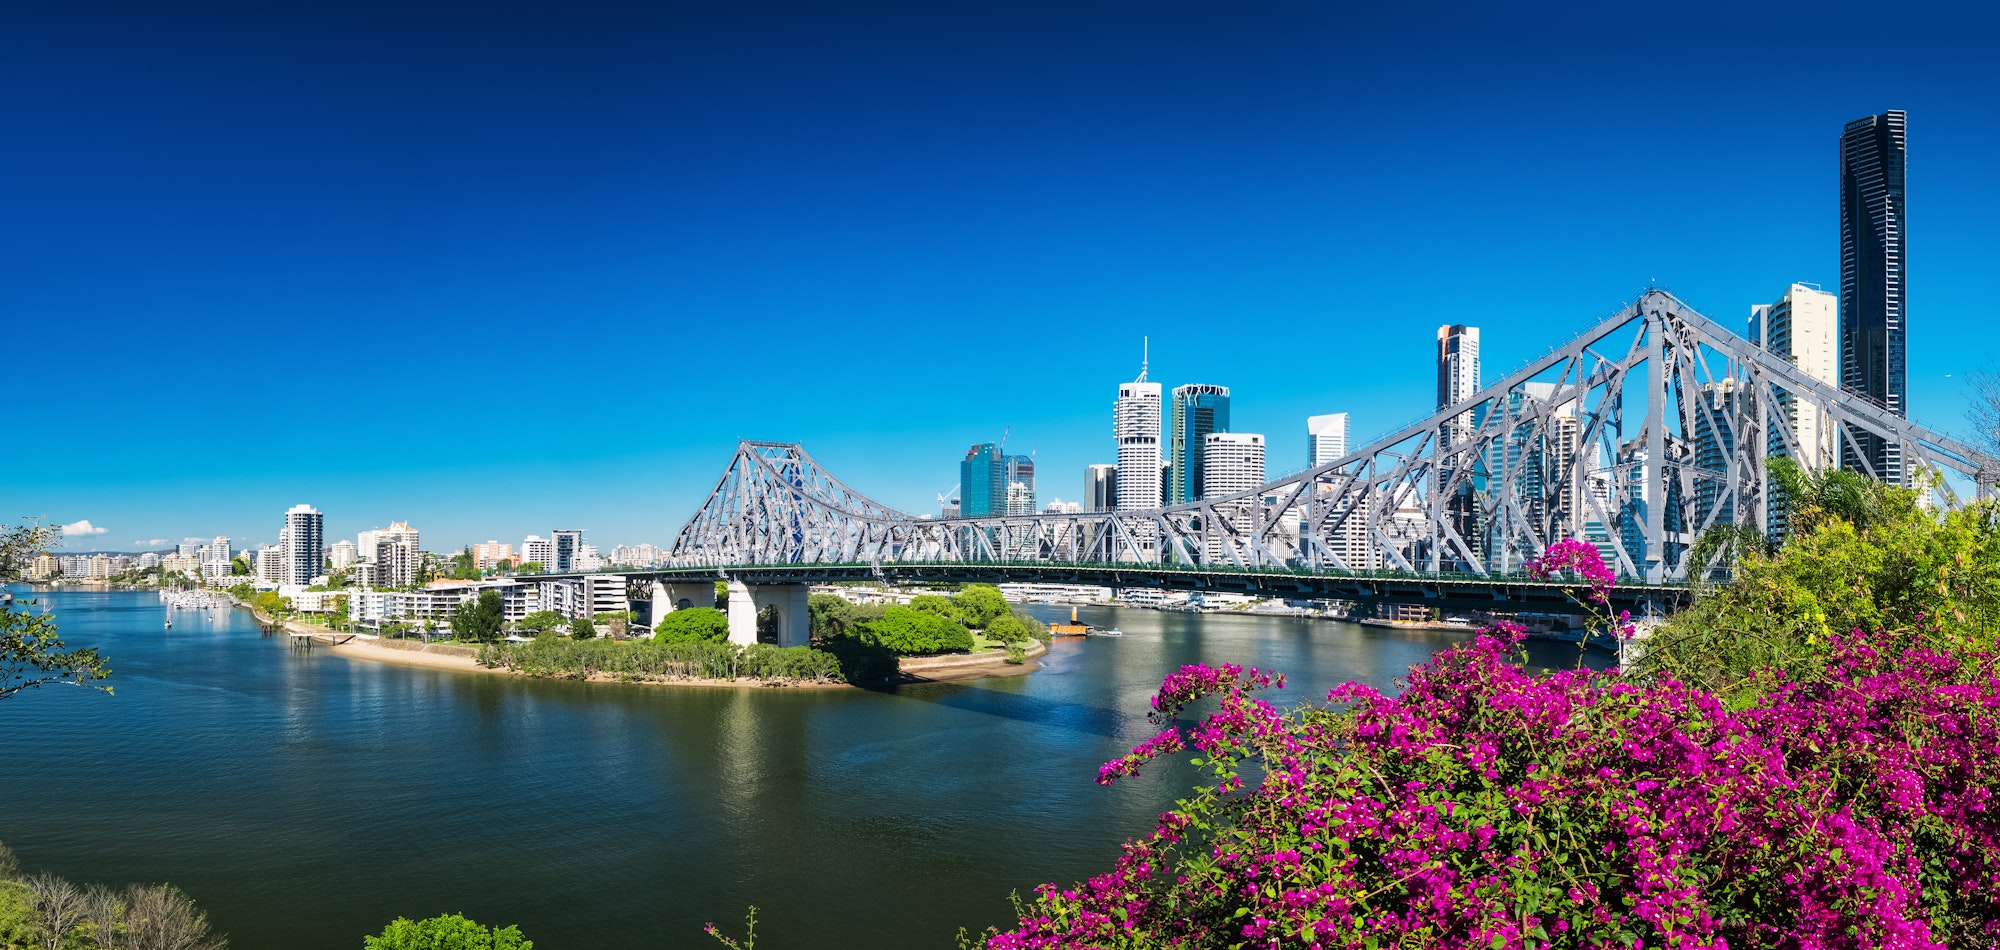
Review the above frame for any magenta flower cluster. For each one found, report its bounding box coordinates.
[989,628,2000,949]
[1527,538,1635,640]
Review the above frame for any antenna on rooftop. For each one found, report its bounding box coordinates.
[1138,336,1150,381]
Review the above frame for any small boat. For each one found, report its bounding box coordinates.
[164,618,172,629]
[1089,627,1123,637]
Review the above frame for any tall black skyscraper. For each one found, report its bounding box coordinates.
[1839,110,1908,482]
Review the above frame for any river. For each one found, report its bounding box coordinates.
[0,586,1609,948]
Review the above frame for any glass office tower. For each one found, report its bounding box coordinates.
[1169,384,1231,504]
[1839,110,1908,483]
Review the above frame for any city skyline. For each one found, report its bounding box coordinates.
[8,1,1997,549]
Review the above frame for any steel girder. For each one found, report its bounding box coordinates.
[666,291,1995,581]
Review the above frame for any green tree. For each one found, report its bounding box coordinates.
[364,913,532,950]
[516,610,565,634]
[449,550,479,580]
[569,617,596,640]
[807,594,884,638]
[229,556,250,576]
[518,561,543,574]
[449,591,505,643]
[982,612,1034,644]
[906,594,962,622]
[951,584,1010,626]
[859,606,973,656]
[0,524,114,702]
[654,607,729,644]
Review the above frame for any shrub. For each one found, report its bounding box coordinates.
[988,628,2000,949]
[569,617,596,640]
[477,637,841,684]
[653,607,730,644]
[365,913,531,949]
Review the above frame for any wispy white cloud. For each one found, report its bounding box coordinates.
[136,538,170,547]
[63,520,110,537]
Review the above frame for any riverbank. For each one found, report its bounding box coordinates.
[238,599,1048,688]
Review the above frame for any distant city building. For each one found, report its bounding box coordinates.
[551,530,583,573]
[1042,500,1084,515]
[283,504,324,586]
[255,543,287,584]
[1083,464,1117,512]
[1692,380,1744,531]
[1306,413,1350,468]
[1004,454,1036,516]
[199,536,231,579]
[472,540,514,570]
[1437,325,1481,445]
[521,535,553,570]
[610,543,663,567]
[28,553,59,580]
[1750,283,1840,473]
[1170,384,1231,504]
[959,443,1004,518]
[1202,433,1266,499]
[1114,357,1163,519]
[1839,109,1909,483]
[328,539,358,570]
[575,544,606,571]
[369,522,421,588]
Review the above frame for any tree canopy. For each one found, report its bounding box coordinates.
[449,591,505,643]
[653,607,729,644]
[569,617,596,640]
[516,610,565,634]
[859,606,973,656]
[951,584,1010,626]
[364,913,532,950]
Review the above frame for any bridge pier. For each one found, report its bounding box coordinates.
[725,581,810,647]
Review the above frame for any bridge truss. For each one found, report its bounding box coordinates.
[669,290,1995,581]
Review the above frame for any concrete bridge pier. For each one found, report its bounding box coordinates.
[650,581,722,629]
[725,581,810,647]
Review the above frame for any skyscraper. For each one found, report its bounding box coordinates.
[1004,454,1036,516]
[1201,433,1266,498]
[960,443,1004,517]
[1170,384,1231,504]
[1750,283,1839,470]
[1114,358,1163,517]
[1437,325,1481,445]
[1084,464,1117,512]
[283,504,323,586]
[552,529,584,573]
[1839,110,1908,483]
[1306,413,1350,467]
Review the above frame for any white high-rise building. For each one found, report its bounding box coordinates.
[1202,433,1266,499]
[257,542,288,584]
[199,536,231,578]
[521,536,554,571]
[1306,413,1350,467]
[1750,283,1840,471]
[1438,325,1481,446]
[328,539,358,570]
[372,522,421,588]
[283,504,324,586]
[1113,353,1163,523]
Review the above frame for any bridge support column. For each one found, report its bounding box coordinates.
[725,581,812,647]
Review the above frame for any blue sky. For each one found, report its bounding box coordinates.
[6,0,1997,552]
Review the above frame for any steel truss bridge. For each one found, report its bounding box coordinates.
[653,290,1993,607]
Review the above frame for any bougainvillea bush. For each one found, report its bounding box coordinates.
[988,592,2000,947]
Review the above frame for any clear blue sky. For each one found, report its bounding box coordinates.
[6,0,1997,553]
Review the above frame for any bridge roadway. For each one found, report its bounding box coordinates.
[538,562,1693,616]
